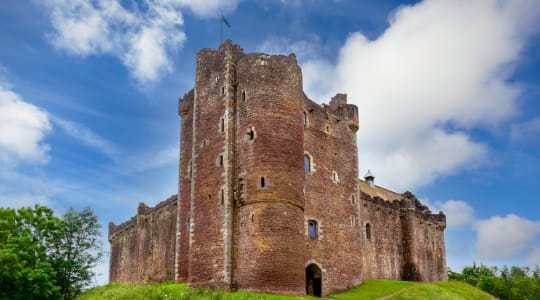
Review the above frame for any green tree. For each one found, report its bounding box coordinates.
[51,208,103,299]
[0,206,62,300]
[0,205,103,300]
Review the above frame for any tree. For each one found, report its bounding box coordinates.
[50,208,103,299]
[0,206,62,300]
[0,205,103,300]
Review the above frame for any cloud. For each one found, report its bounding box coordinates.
[440,200,475,229]
[300,0,540,191]
[422,198,474,229]
[0,82,51,165]
[41,0,239,84]
[476,214,540,260]
[526,247,540,265]
[52,117,117,158]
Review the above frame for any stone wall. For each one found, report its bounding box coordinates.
[109,41,447,296]
[303,94,362,295]
[109,195,177,283]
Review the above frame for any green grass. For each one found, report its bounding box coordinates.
[388,281,497,300]
[78,280,496,300]
[77,282,314,300]
[329,280,419,300]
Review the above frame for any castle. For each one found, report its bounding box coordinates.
[108,41,447,297]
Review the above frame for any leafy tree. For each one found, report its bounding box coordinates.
[0,205,103,300]
[50,208,103,299]
[453,263,540,300]
[0,206,62,300]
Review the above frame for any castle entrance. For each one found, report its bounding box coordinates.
[306,264,322,297]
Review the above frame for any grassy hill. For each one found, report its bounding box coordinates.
[77,280,497,300]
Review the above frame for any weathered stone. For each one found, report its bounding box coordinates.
[108,40,447,296]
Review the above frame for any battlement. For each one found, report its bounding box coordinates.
[109,41,447,292]
[108,194,177,240]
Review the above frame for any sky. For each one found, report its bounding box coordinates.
[1,0,540,286]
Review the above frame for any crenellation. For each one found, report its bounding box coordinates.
[109,41,446,296]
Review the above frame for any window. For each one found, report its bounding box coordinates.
[331,171,339,183]
[219,155,224,166]
[308,220,318,239]
[304,155,311,173]
[247,127,255,140]
[222,87,225,95]
[351,195,356,205]
[350,215,356,227]
[303,111,307,127]
[366,223,372,241]
[260,177,266,188]
[220,189,224,205]
[221,118,225,132]
[242,91,246,102]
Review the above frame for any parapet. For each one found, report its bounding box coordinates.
[178,89,194,118]
[108,194,178,241]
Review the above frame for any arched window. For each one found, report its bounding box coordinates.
[304,155,311,173]
[366,223,372,241]
[308,220,318,239]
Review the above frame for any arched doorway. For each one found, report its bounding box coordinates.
[306,263,322,297]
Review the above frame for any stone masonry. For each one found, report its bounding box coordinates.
[108,41,447,297]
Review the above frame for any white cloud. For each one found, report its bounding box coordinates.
[440,200,475,229]
[0,83,51,165]
[526,247,540,265]
[41,0,239,84]
[421,198,474,229]
[176,0,240,17]
[476,214,540,260]
[301,0,540,191]
[52,117,117,157]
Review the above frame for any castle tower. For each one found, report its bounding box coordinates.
[232,51,306,294]
[177,41,306,293]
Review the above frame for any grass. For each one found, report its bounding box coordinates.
[77,282,314,300]
[388,281,497,300]
[78,280,496,300]
[329,280,418,300]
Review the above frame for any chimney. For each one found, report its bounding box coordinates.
[364,170,375,188]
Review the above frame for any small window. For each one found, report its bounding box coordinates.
[220,189,224,205]
[366,223,372,240]
[222,87,225,95]
[304,155,311,173]
[331,171,339,183]
[303,111,307,127]
[221,118,225,132]
[247,127,255,140]
[350,215,356,227]
[308,220,318,239]
[219,155,224,166]
[260,177,266,188]
[351,195,356,205]
[242,91,246,102]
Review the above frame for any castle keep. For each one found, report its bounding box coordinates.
[108,41,447,296]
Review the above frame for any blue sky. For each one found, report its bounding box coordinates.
[1,0,540,285]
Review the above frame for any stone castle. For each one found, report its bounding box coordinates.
[108,41,447,297]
